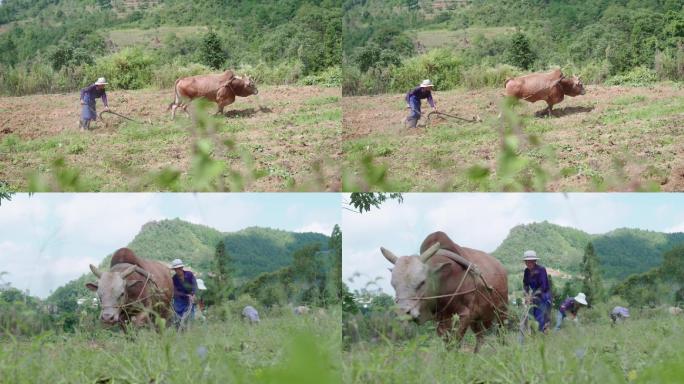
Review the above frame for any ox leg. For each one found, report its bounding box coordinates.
[437,317,454,344]
[182,104,190,118]
[546,103,554,117]
[171,104,177,120]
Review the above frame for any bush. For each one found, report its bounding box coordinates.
[151,61,212,89]
[654,48,684,81]
[85,47,157,90]
[605,66,658,87]
[236,61,303,85]
[299,66,342,87]
[462,64,521,89]
[390,49,465,93]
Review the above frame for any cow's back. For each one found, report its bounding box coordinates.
[505,69,563,102]
[178,71,234,100]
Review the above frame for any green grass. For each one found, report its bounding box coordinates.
[108,26,208,48]
[1,308,341,383]
[344,314,684,384]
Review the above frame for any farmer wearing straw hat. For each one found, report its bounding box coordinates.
[554,292,588,331]
[170,258,197,328]
[79,77,110,131]
[522,250,552,332]
[404,79,438,128]
[610,306,630,325]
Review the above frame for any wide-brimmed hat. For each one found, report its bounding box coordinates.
[575,292,588,305]
[94,77,108,85]
[170,259,184,269]
[523,250,540,261]
[197,278,207,290]
[419,79,434,88]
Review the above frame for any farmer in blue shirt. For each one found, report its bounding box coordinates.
[79,77,109,131]
[522,250,552,333]
[554,292,587,331]
[170,258,197,328]
[405,79,437,128]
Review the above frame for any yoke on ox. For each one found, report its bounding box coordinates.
[85,248,173,331]
[381,231,508,352]
[167,70,259,119]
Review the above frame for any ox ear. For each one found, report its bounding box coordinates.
[85,282,98,292]
[380,247,398,264]
[121,265,136,278]
[89,264,102,278]
[429,262,451,276]
[419,242,441,263]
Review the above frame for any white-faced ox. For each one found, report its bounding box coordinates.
[85,248,173,330]
[381,231,508,352]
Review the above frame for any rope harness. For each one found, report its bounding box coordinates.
[98,267,162,326]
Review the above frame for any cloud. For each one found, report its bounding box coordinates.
[295,221,334,235]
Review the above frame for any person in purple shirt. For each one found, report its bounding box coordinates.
[170,258,197,328]
[554,292,587,331]
[522,250,552,333]
[79,77,109,131]
[405,79,438,128]
[610,306,629,325]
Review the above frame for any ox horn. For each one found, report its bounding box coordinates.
[419,242,441,263]
[89,264,102,278]
[121,265,137,278]
[380,247,398,264]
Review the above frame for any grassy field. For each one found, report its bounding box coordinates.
[0,307,341,383]
[343,312,684,384]
[415,27,515,51]
[0,86,341,191]
[108,26,208,49]
[342,83,684,191]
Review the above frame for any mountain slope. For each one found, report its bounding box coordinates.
[492,222,684,282]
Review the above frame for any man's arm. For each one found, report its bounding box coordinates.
[427,93,436,109]
[102,90,109,109]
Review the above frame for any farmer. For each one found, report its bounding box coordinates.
[554,292,588,331]
[610,306,630,326]
[522,250,552,333]
[79,77,110,131]
[405,79,437,128]
[170,258,197,329]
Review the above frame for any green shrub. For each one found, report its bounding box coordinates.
[299,66,342,87]
[151,61,212,89]
[85,47,157,90]
[605,66,658,87]
[462,64,521,89]
[390,49,465,92]
[654,48,684,81]
[236,61,303,85]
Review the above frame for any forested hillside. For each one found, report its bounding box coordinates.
[46,218,332,326]
[493,222,684,281]
[343,0,684,95]
[0,0,342,95]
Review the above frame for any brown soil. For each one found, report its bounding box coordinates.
[0,85,341,191]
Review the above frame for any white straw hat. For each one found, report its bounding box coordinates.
[523,250,540,261]
[419,79,433,88]
[170,259,184,269]
[575,292,588,305]
[197,278,207,290]
[94,77,108,85]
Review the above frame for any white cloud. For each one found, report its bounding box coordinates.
[295,221,334,235]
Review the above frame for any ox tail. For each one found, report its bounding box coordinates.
[167,78,182,111]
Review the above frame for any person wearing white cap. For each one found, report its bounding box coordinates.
[610,306,629,325]
[554,292,588,331]
[522,250,552,333]
[404,79,438,128]
[170,258,197,328]
[79,77,110,131]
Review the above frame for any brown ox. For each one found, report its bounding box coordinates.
[167,70,258,119]
[85,248,173,330]
[504,69,585,116]
[380,231,508,352]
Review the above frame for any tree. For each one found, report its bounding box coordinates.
[580,242,604,306]
[200,31,227,70]
[208,240,233,304]
[507,31,536,70]
[347,193,403,213]
[328,224,342,303]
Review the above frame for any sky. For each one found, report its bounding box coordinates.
[343,193,684,295]
[0,193,340,298]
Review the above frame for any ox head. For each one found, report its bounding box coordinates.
[562,75,586,96]
[85,264,142,324]
[244,75,258,95]
[380,242,447,322]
